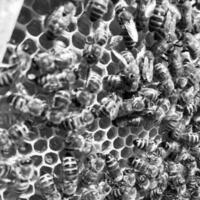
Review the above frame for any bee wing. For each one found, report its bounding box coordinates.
[145,0,156,18]
[111,49,127,68]
[124,19,138,43]
[107,35,123,50]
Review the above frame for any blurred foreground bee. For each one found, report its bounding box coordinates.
[39,173,62,200]
[86,0,109,22]
[105,154,123,182]
[115,0,138,49]
[45,1,77,39]
[62,155,79,195]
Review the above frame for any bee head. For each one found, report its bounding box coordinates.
[132,138,139,146]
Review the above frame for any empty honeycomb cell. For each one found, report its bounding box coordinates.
[139,130,148,138]
[99,117,111,129]
[121,147,133,158]
[107,126,118,140]
[149,127,158,139]
[40,165,52,176]
[18,142,32,155]
[17,6,32,25]
[72,32,86,49]
[31,155,43,167]
[34,139,48,153]
[30,194,45,200]
[39,32,54,49]
[32,0,52,15]
[77,14,91,36]
[44,152,58,165]
[39,126,54,138]
[119,158,128,168]
[143,118,156,131]
[118,127,130,137]
[110,149,119,159]
[113,137,125,149]
[53,163,62,177]
[67,22,77,32]
[130,125,143,136]
[86,119,99,132]
[94,130,105,142]
[102,140,112,151]
[100,50,111,65]
[9,28,26,45]
[21,38,37,55]
[27,19,43,36]
[126,135,135,146]
[49,136,64,151]
[109,18,122,36]
[107,62,120,75]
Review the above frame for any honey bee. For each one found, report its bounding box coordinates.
[62,155,79,195]
[113,116,145,127]
[86,67,103,93]
[139,87,160,102]
[80,188,101,200]
[133,138,158,152]
[52,90,71,110]
[14,157,36,181]
[105,153,123,182]
[11,178,31,196]
[115,0,138,50]
[94,20,109,46]
[86,0,109,22]
[135,174,150,191]
[180,132,200,147]
[105,186,126,200]
[149,185,163,200]
[0,128,13,156]
[45,1,77,38]
[38,173,62,200]
[183,32,200,60]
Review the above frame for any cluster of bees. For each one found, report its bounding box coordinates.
[2,0,200,199]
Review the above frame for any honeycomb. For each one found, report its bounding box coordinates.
[1,0,161,199]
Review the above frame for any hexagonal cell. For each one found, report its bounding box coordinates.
[139,130,148,138]
[113,137,125,149]
[72,32,86,49]
[30,194,45,200]
[27,19,43,36]
[121,147,133,158]
[39,32,54,49]
[32,0,52,15]
[110,149,119,159]
[39,126,54,138]
[118,127,130,138]
[17,6,32,25]
[99,117,111,129]
[44,152,59,165]
[107,126,118,140]
[126,134,135,147]
[130,125,143,136]
[102,140,112,152]
[17,142,33,155]
[94,130,105,142]
[21,38,37,55]
[53,163,62,177]
[9,28,26,45]
[119,158,128,168]
[149,127,158,139]
[100,50,111,65]
[109,18,121,36]
[106,62,120,75]
[77,13,91,36]
[31,155,43,167]
[49,136,64,151]
[86,118,99,132]
[34,139,48,153]
[143,118,156,131]
[40,165,52,176]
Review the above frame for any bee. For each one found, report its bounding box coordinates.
[149,186,163,200]
[139,87,160,102]
[94,20,109,46]
[62,155,79,195]
[14,157,36,181]
[180,132,200,147]
[0,162,16,185]
[80,188,100,200]
[86,0,109,22]
[105,186,126,200]
[0,128,13,156]
[115,0,138,50]
[122,186,137,200]
[6,91,48,117]
[113,116,145,127]
[135,174,150,191]
[86,67,103,93]
[105,153,123,182]
[45,1,77,39]
[133,138,157,152]
[38,173,62,200]
[11,178,31,196]
[183,32,200,60]
[52,90,71,110]
[177,0,193,32]
[170,174,187,195]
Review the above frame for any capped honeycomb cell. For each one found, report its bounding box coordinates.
[27,19,43,36]
[113,137,125,149]
[49,136,64,151]
[17,6,33,25]
[9,28,26,45]
[94,129,106,142]
[99,117,111,129]
[107,126,118,140]
[34,139,48,153]
[21,38,37,55]
[72,32,86,49]
[18,142,33,155]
